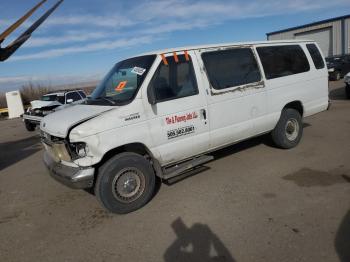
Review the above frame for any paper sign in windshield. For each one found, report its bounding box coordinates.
[115,81,127,92]
[131,67,146,76]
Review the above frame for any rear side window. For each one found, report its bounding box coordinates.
[306,44,325,69]
[78,91,86,98]
[66,92,82,102]
[202,48,261,90]
[257,45,310,79]
[149,54,198,102]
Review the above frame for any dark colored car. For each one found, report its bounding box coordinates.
[326,54,350,81]
[344,73,350,99]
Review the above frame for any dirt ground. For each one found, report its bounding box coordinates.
[0,81,349,262]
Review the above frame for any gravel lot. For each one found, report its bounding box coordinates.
[0,81,349,262]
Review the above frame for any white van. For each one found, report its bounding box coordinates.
[40,40,329,213]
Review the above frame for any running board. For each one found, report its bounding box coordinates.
[163,155,213,180]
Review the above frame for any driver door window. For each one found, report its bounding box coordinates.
[149,55,198,103]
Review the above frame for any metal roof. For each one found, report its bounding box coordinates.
[267,14,350,36]
[138,39,315,57]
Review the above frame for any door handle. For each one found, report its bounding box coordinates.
[200,109,207,120]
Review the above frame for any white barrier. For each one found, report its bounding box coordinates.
[5,91,24,119]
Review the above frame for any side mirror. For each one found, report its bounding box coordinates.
[66,99,73,104]
[147,86,157,105]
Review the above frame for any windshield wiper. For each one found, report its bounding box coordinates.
[95,96,116,105]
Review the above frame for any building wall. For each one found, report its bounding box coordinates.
[345,18,350,54]
[268,18,350,57]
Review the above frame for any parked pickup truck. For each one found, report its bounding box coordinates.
[40,40,329,214]
[23,90,86,131]
[326,54,350,81]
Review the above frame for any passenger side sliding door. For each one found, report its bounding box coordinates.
[145,51,210,165]
[196,47,266,150]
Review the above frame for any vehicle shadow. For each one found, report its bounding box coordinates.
[164,217,236,262]
[207,123,311,162]
[0,135,41,171]
[166,123,312,185]
[335,210,350,262]
[165,136,267,186]
[329,85,348,100]
[213,134,271,160]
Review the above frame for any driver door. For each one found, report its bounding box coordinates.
[145,52,210,165]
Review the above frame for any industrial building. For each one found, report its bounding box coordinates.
[267,15,350,57]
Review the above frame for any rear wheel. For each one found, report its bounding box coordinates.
[271,108,303,149]
[24,120,36,132]
[346,84,350,99]
[95,152,156,214]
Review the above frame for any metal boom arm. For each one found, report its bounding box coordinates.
[0,0,64,62]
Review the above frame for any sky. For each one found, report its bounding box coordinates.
[0,0,350,91]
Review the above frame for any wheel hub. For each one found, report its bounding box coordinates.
[112,168,145,203]
[285,118,299,141]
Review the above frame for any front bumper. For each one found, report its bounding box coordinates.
[23,114,43,124]
[43,152,95,189]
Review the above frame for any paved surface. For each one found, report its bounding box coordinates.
[0,81,349,262]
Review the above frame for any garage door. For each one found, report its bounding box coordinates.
[294,27,333,57]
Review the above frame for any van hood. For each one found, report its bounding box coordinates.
[40,104,113,138]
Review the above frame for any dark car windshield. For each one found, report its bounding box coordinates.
[90,55,156,105]
[326,57,342,63]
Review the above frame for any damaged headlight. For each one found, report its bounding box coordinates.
[47,143,72,162]
[70,142,88,159]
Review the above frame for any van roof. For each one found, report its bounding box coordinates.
[139,40,315,57]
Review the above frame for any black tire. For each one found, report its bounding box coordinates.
[346,84,350,99]
[24,120,36,132]
[271,108,303,149]
[95,152,156,214]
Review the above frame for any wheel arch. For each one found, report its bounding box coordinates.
[283,100,304,117]
[96,142,163,178]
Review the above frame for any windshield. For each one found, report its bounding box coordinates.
[90,55,156,105]
[41,94,64,104]
[41,95,57,101]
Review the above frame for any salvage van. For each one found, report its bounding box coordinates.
[40,40,329,214]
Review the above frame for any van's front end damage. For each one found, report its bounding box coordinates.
[40,129,95,189]
[40,104,114,189]
[43,150,95,189]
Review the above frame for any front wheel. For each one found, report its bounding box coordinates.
[95,152,156,214]
[24,120,36,132]
[346,83,350,99]
[271,108,303,149]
